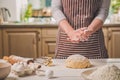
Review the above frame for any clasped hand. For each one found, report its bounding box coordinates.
[67,27,92,43]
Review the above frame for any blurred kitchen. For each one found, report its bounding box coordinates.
[0,0,55,24]
[0,0,120,59]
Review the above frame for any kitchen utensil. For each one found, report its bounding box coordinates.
[81,68,96,80]
[0,7,11,22]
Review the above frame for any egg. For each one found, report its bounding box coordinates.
[35,70,45,76]
[12,62,25,72]
[45,70,54,79]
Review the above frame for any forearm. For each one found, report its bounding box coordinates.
[52,0,79,42]
[87,18,103,34]
[74,18,103,42]
[59,19,74,35]
[87,0,110,34]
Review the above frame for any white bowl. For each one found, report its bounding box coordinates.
[81,68,97,80]
[0,61,11,80]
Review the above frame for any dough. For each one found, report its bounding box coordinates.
[65,54,91,69]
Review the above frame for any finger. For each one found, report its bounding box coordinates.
[81,27,87,31]
[79,34,89,41]
[82,34,89,41]
[67,37,71,41]
[67,37,79,43]
[71,37,80,43]
[71,40,80,43]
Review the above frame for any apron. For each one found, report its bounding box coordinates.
[55,0,108,59]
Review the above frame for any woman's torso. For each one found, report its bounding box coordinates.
[55,0,108,59]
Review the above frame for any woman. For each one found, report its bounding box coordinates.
[52,0,110,59]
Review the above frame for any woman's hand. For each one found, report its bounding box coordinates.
[75,27,92,42]
[66,28,85,43]
[66,27,93,43]
[67,30,80,43]
[78,27,93,41]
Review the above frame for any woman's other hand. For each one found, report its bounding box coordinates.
[67,30,80,43]
[79,27,93,41]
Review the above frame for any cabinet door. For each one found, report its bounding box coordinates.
[108,27,120,58]
[102,27,108,49]
[3,28,41,58]
[0,29,2,58]
[42,28,57,57]
[42,28,58,38]
[42,38,56,57]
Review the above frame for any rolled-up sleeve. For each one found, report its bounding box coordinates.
[95,0,111,22]
[51,0,66,24]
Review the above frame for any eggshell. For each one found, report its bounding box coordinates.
[45,70,54,78]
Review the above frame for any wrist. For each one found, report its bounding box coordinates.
[87,27,94,35]
[65,27,74,35]
[67,29,74,37]
[59,19,74,35]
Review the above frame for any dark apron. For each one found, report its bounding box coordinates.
[55,0,108,59]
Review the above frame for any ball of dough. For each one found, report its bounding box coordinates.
[65,54,91,69]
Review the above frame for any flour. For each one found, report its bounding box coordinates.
[89,65,120,80]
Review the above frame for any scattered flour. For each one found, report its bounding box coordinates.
[89,65,120,80]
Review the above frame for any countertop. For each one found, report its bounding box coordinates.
[0,23,58,28]
[6,59,120,80]
[0,22,120,28]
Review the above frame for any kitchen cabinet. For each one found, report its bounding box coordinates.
[0,29,2,58]
[42,27,120,58]
[0,24,120,58]
[42,38,56,57]
[108,27,120,58]
[3,28,41,58]
[42,28,57,57]
[102,27,108,49]
[102,27,113,58]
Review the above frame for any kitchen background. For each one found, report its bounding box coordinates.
[0,0,120,59]
[0,0,53,23]
[0,0,120,24]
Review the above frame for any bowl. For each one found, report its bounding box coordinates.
[0,60,11,80]
[81,68,97,80]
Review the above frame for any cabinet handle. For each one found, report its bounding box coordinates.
[38,33,41,41]
[33,37,36,44]
[108,30,111,40]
